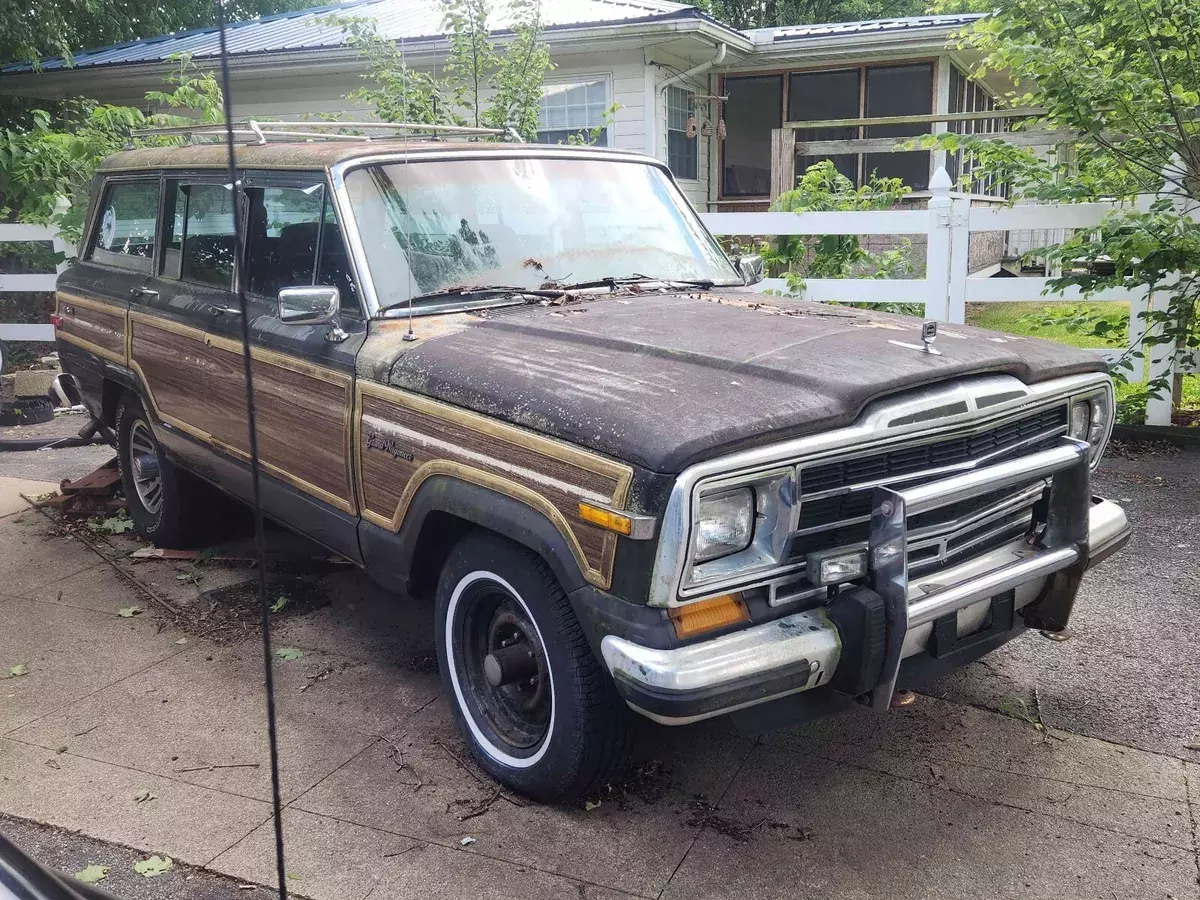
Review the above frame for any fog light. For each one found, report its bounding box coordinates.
[806,548,868,586]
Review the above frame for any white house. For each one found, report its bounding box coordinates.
[0,0,1012,214]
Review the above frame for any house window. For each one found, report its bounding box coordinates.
[666,86,697,180]
[947,63,1006,196]
[722,74,782,197]
[538,78,609,146]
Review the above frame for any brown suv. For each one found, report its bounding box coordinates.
[56,127,1130,802]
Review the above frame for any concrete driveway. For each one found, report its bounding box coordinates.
[0,445,1197,900]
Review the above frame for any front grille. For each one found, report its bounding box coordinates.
[788,403,1067,570]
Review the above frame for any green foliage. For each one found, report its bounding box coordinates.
[694,0,925,30]
[1017,304,1129,346]
[760,161,916,303]
[327,0,552,138]
[934,0,1200,421]
[0,55,223,244]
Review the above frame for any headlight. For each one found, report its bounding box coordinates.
[1069,387,1113,467]
[692,488,754,562]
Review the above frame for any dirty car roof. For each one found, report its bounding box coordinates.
[99,139,654,172]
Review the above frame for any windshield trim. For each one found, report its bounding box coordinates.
[327,149,736,318]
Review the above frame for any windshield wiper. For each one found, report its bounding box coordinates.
[557,274,717,291]
[378,284,563,314]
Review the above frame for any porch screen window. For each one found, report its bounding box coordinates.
[722,74,782,197]
[789,69,859,185]
[667,86,698,180]
[863,63,933,190]
[538,79,609,146]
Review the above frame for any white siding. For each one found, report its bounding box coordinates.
[650,49,712,211]
[541,50,646,150]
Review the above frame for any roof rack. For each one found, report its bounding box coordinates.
[127,119,523,146]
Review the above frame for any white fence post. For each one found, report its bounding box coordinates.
[947,192,971,325]
[1144,158,1187,426]
[924,167,953,321]
[51,196,75,269]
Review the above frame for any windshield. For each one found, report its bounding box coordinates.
[342,156,740,310]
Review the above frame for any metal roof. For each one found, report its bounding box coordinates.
[745,13,985,44]
[3,0,696,73]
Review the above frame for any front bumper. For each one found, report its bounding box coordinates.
[601,439,1131,725]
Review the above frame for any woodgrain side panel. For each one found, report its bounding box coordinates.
[130,312,355,514]
[205,341,354,509]
[56,293,127,363]
[358,383,634,588]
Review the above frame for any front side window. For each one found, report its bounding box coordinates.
[537,78,609,146]
[243,182,358,314]
[666,86,698,181]
[161,181,237,289]
[88,180,158,272]
[343,156,739,311]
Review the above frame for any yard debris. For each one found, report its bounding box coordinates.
[133,789,157,804]
[117,605,145,618]
[74,865,110,884]
[7,663,28,678]
[174,637,188,645]
[89,512,134,535]
[458,836,476,847]
[133,855,173,877]
[684,799,811,844]
[270,596,289,613]
[275,647,304,661]
[173,762,260,773]
[299,665,335,693]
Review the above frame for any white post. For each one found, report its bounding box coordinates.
[924,167,954,321]
[51,196,74,274]
[947,192,971,324]
[1145,158,1185,426]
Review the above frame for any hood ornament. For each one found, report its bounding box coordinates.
[889,320,943,356]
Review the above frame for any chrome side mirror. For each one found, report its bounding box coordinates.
[737,255,765,286]
[279,286,339,325]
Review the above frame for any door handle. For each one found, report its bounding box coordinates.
[130,287,159,299]
[209,305,243,316]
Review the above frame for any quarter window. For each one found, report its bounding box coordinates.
[244,183,358,315]
[537,78,609,146]
[88,180,158,272]
[666,86,698,181]
[161,181,237,289]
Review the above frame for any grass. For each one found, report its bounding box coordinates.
[965,300,1199,418]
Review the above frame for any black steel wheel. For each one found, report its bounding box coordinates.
[435,530,631,803]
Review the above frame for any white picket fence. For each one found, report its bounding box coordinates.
[701,166,1195,426]
[0,219,72,347]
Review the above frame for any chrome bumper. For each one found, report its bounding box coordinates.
[602,438,1130,725]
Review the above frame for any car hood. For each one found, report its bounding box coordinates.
[368,291,1108,473]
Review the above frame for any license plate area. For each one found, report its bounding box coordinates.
[927,590,1015,659]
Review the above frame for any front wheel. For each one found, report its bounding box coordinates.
[115,393,205,547]
[435,531,631,803]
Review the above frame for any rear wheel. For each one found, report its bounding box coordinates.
[116,393,205,546]
[435,531,631,803]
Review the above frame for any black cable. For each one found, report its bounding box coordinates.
[213,5,289,898]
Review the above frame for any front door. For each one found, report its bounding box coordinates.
[203,172,366,557]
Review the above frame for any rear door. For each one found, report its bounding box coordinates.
[204,171,366,558]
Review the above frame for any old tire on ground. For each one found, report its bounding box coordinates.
[0,397,55,426]
[116,392,205,547]
[435,530,632,803]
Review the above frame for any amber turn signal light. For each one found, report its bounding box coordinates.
[578,501,633,536]
[669,593,749,639]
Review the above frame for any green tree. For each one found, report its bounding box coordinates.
[329,0,552,138]
[917,0,1200,420]
[696,0,926,31]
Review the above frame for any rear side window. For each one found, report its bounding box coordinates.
[161,180,237,289]
[244,182,359,315]
[88,180,158,272]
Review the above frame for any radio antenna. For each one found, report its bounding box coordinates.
[214,3,290,898]
[401,32,418,343]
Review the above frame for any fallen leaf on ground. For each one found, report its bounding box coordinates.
[8,664,28,678]
[270,596,289,613]
[117,606,145,618]
[91,514,135,535]
[133,789,157,804]
[174,638,188,645]
[275,648,304,661]
[458,836,476,847]
[584,800,602,811]
[133,855,173,877]
[75,865,110,884]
